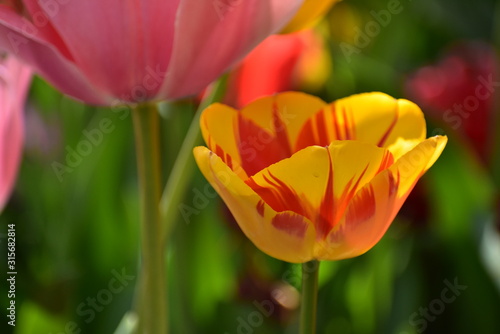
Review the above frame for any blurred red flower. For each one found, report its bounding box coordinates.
[225,29,329,109]
[405,41,498,161]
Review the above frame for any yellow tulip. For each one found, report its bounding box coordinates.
[281,0,341,33]
[194,92,447,263]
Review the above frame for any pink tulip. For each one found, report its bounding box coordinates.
[0,55,31,211]
[0,0,304,105]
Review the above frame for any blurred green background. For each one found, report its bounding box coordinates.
[2,0,500,333]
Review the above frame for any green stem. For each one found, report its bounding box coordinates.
[300,260,320,334]
[132,103,167,334]
[160,76,227,242]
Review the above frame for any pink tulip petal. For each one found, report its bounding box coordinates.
[0,56,31,210]
[162,0,304,99]
[0,6,109,104]
[1,0,306,104]
[39,0,180,101]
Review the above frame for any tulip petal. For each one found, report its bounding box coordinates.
[318,135,447,261]
[240,92,327,149]
[0,56,31,210]
[193,146,316,263]
[390,135,448,201]
[200,92,326,178]
[295,92,426,152]
[321,141,394,237]
[318,169,399,260]
[245,145,329,220]
[246,141,394,239]
[162,0,305,99]
[0,6,109,104]
[200,103,248,179]
[31,0,180,101]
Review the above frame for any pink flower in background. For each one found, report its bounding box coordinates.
[0,55,31,210]
[0,0,304,105]
[405,41,497,160]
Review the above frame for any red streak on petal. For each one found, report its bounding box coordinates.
[317,162,371,239]
[294,106,337,151]
[345,184,376,227]
[256,200,265,217]
[207,134,234,169]
[214,144,225,160]
[295,117,316,151]
[377,110,399,147]
[341,165,369,213]
[272,101,292,157]
[246,171,308,218]
[332,105,342,140]
[237,113,293,176]
[211,141,233,170]
[376,150,394,174]
[225,153,233,170]
[295,105,358,151]
[342,107,355,140]
[272,212,308,238]
[315,108,329,144]
[390,171,400,197]
[317,148,335,239]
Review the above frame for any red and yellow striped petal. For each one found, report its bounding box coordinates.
[200,93,327,178]
[193,146,317,263]
[315,135,447,261]
[316,169,399,260]
[245,145,329,221]
[295,92,426,152]
[389,135,448,206]
[239,92,327,150]
[321,141,394,237]
[200,103,247,179]
[246,141,394,239]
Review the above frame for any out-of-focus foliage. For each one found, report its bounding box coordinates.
[1,0,500,333]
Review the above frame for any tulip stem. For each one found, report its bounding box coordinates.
[159,76,227,242]
[300,260,320,334]
[132,103,167,334]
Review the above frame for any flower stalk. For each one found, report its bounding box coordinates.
[132,103,167,334]
[300,260,320,334]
